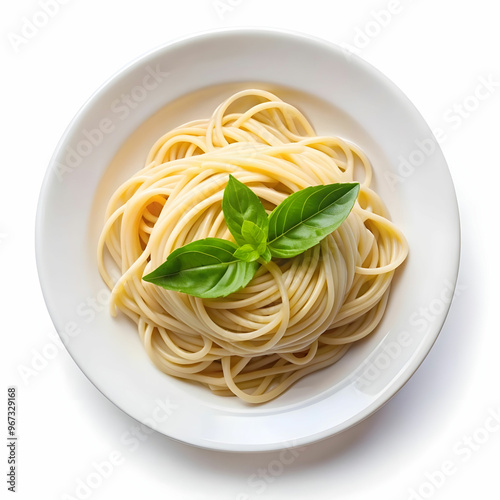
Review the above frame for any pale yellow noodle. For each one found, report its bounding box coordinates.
[97,89,408,403]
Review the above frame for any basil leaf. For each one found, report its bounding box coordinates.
[267,183,360,258]
[144,181,358,299]
[222,175,269,246]
[260,247,272,263]
[241,220,267,254]
[234,244,261,263]
[142,238,258,298]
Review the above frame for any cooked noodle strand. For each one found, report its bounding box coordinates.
[97,89,408,403]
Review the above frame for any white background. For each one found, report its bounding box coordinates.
[2,1,499,499]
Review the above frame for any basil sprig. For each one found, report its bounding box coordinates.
[143,175,359,298]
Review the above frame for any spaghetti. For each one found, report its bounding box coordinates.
[97,89,408,403]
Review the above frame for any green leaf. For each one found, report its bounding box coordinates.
[142,238,258,298]
[234,244,261,263]
[144,181,359,299]
[222,175,269,246]
[260,247,272,263]
[267,183,360,258]
[241,220,267,254]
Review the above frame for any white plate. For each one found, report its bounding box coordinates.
[36,28,460,452]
